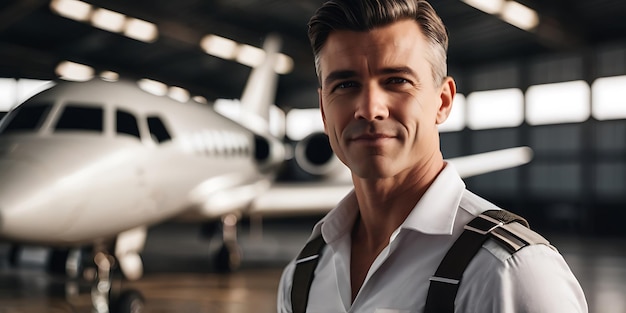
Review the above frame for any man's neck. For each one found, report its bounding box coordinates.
[351,157,446,243]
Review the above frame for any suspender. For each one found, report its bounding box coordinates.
[291,235,326,313]
[424,209,550,312]
[290,209,552,313]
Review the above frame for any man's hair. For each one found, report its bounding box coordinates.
[308,0,449,85]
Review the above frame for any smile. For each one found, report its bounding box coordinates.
[349,134,395,145]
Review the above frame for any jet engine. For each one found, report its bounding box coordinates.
[293,132,349,181]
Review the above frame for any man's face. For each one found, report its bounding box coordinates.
[317,19,454,180]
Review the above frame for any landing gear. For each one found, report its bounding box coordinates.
[214,241,242,272]
[90,247,145,313]
[110,289,145,313]
[47,248,69,274]
[213,213,242,273]
[7,245,20,267]
[87,226,148,313]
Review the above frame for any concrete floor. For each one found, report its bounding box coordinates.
[1,217,625,313]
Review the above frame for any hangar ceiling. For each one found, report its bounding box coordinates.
[0,0,625,110]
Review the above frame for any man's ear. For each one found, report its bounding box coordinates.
[318,87,328,134]
[436,76,456,125]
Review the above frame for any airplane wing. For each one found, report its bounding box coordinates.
[249,146,533,216]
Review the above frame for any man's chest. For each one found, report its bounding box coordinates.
[307,233,452,312]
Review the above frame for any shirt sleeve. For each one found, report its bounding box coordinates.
[277,261,296,313]
[460,242,589,313]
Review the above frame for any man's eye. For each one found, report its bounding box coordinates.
[387,77,410,84]
[334,81,358,90]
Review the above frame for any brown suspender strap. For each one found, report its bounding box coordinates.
[424,209,545,313]
[291,235,326,313]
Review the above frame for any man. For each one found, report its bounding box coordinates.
[277,0,588,312]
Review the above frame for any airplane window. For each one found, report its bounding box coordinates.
[116,110,141,139]
[0,103,52,134]
[147,116,171,143]
[55,105,103,132]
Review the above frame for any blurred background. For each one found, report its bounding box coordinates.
[0,0,625,312]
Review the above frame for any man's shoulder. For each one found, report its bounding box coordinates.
[458,189,501,217]
[456,194,558,263]
[480,237,556,263]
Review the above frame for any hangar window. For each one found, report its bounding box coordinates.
[526,80,590,125]
[467,88,524,130]
[55,105,103,132]
[0,103,52,134]
[592,75,626,120]
[147,116,171,143]
[116,109,141,139]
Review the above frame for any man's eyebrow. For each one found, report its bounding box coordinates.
[323,70,357,87]
[379,66,419,79]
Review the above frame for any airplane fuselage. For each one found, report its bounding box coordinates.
[0,78,282,246]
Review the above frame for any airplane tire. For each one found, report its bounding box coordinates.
[110,289,145,313]
[47,249,70,274]
[7,245,19,267]
[214,242,242,273]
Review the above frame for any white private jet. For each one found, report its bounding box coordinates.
[0,33,290,312]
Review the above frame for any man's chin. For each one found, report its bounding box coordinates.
[350,162,398,180]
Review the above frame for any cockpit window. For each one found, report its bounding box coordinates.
[0,103,52,134]
[116,109,141,139]
[54,105,103,132]
[147,116,171,143]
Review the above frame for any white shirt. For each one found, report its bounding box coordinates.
[277,163,588,313]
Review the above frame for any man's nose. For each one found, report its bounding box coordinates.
[353,84,390,121]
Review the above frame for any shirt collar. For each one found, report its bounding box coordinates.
[311,189,359,244]
[401,162,465,235]
[310,162,466,243]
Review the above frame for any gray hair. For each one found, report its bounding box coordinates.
[308,0,449,85]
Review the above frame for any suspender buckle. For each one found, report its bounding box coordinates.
[429,276,460,285]
[463,213,504,235]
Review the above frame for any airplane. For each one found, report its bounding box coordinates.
[0,33,289,311]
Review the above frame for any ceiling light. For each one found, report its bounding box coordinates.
[55,61,94,81]
[99,71,119,82]
[200,35,239,60]
[124,18,158,43]
[168,86,190,103]
[501,1,539,30]
[461,0,504,15]
[91,7,126,33]
[50,0,92,22]
[192,96,208,104]
[138,79,167,96]
[236,44,266,67]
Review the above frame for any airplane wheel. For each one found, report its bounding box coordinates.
[110,289,145,313]
[47,249,70,274]
[7,245,20,267]
[214,242,242,273]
